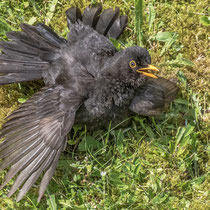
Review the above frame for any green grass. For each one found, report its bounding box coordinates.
[0,0,209,209]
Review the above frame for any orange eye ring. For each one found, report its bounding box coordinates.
[129,60,137,69]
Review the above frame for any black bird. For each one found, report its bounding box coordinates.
[0,5,178,201]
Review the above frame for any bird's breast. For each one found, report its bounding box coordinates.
[81,77,136,119]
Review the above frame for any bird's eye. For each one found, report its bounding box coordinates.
[129,60,137,69]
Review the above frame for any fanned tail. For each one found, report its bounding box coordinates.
[0,23,66,85]
[66,4,128,39]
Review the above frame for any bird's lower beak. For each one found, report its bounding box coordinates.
[136,65,159,79]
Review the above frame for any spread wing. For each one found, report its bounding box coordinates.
[0,23,66,85]
[0,85,82,202]
[129,77,179,116]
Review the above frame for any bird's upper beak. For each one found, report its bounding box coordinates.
[136,65,159,79]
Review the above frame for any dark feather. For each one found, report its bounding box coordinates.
[82,4,102,28]
[36,23,67,45]
[0,86,81,201]
[65,5,126,39]
[0,24,66,84]
[7,147,52,198]
[0,138,43,171]
[95,8,120,36]
[20,24,60,49]
[66,7,82,28]
[38,145,63,202]
[0,145,46,189]
[107,16,128,39]
[0,73,43,85]
[16,150,57,202]
[129,77,179,116]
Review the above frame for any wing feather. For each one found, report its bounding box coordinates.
[0,85,81,201]
[129,77,179,116]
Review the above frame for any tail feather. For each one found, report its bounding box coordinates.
[66,5,127,39]
[95,7,120,36]
[107,16,128,39]
[66,7,82,27]
[0,23,66,85]
[82,4,102,28]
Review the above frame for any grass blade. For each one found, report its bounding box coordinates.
[47,194,57,210]
[135,0,144,46]
[160,33,178,56]
[45,0,58,25]
[148,3,155,31]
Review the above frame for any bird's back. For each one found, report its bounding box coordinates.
[62,5,127,79]
[0,4,128,86]
[43,5,128,92]
[62,22,117,79]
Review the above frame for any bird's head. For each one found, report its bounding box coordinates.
[123,46,159,78]
[103,46,159,80]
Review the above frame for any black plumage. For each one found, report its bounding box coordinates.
[0,5,178,202]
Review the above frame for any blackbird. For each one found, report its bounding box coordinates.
[0,5,178,201]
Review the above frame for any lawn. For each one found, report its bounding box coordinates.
[0,0,209,209]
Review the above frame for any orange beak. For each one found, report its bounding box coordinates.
[136,65,159,79]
